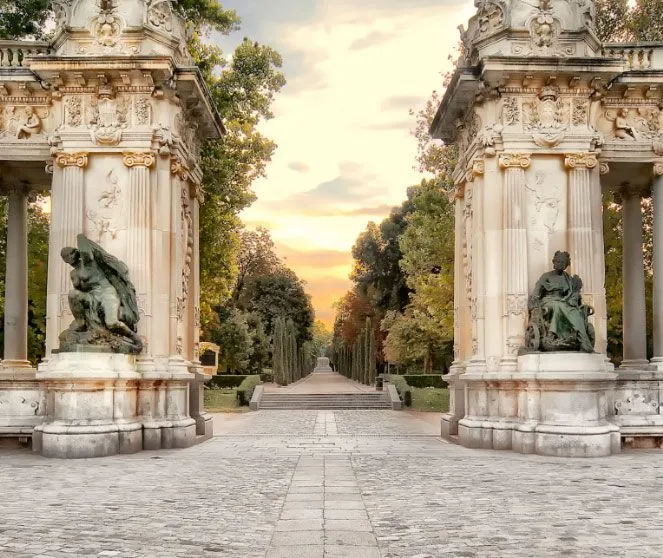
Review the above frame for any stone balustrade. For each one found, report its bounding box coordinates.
[603,43,663,71]
[0,40,50,68]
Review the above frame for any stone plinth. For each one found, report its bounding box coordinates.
[34,352,143,458]
[612,369,663,447]
[0,367,44,439]
[313,357,333,373]
[451,353,621,458]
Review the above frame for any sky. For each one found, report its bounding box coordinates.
[217,0,476,326]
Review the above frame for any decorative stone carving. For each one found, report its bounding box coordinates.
[523,87,569,147]
[462,187,473,305]
[55,152,89,168]
[506,294,528,317]
[0,106,48,140]
[88,97,127,146]
[86,170,122,242]
[524,251,595,353]
[477,1,504,38]
[615,394,660,416]
[65,96,83,127]
[171,157,190,181]
[525,172,560,233]
[134,97,152,126]
[572,99,588,127]
[565,153,598,170]
[503,97,520,125]
[599,162,610,175]
[52,0,72,31]
[147,0,174,32]
[123,151,156,168]
[499,153,531,169]
[478,124,503,156]
[91,1,124,48]
[59,234,143,354]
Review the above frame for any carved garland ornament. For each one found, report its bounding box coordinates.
[56,152,89,168]
[499,153,531,170]
[565,153,598,170]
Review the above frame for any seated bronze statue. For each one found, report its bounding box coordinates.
[58,234,143,354]
[524,251,595,353]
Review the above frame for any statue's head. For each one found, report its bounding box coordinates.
[552,250,571,271]
[61,247,80,266]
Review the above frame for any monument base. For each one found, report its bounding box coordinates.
[312,357,333,373]
[0,366,44,440]
[450,353,620,457]
[34,352,143,458]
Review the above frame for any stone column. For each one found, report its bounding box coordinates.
[45,153,88,356]
[451,186,464,371]
[620,187,648,368]
[651,164,663,368]
[3,186,31,369]
[123,152,155,360]
[499,153,530,371]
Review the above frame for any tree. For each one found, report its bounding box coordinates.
[594,0,631,42]
[630,0,663,41]
[0,0,50,39]
[246,312,270,374]
[211,309,251,374]
[246,268,314,346]
[311,320,332,358]
[231,227,280,308]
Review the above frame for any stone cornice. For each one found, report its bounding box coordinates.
[55,152,88,168]
[123,151,156,168]
[565,152,598,170]
[498,153,531,170]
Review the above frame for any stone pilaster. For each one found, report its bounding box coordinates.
[3,186,31,368]
[499,153,530,370]
[620,187,648,368]
[651,163,663,368]
[123,152,155,359]
[467,159,485,368]
[45,152,88,356]
[565,152,606,354]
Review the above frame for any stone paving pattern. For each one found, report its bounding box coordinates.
[1,410,663,557]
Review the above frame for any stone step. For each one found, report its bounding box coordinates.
[258,392,391,410]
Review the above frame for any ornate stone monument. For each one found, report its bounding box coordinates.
[313,357,333,373]
[0,0,219,456]
[433,0,663,456]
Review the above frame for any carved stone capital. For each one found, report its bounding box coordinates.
[55,152,89,169]
[654,162,663,177]
[123,151,156,168]
[565,152,598,170]
[499,153,531,170]
[599,162,610,176]
[465,159,485,183]
[454,183,466,200]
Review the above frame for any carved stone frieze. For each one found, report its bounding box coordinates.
[55,152,89,168]
[86,170,123,243]
[65,96,82,127]
[88,97,127,146]
[92,1,124,48]
[477,1,505,38]
[147,0,174,33]
[525,172,560,233]
[522,88,570,147]
[502,97,520,125]
[123,151,156,168]
[506,294,528,317]
[170,158,190,181]
[499,153,531,170]
[0,106,48,140]
[134,97,152,126]
[462,187,474,307]
[565,152,598,170]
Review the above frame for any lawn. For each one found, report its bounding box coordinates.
[204,388,249,413]
[410,387,449,413]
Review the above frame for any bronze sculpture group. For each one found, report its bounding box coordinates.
[59,234,143,354]
[525,250,596,353]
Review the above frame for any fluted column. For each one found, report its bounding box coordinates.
[191,183,203,364]
[620,187,648,368]
[45,152,88,356]
[123,152,155,358]
[499,153,530,370]
[566,152,606,354]
[3,186,30,368]
[451,184,464,370]
[651,164,663,367]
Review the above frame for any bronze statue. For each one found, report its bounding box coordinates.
[59,234,143,354]
[524,251,595,353]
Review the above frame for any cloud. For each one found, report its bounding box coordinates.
[350,30,396,51]
[381,95,425,112]
[288,161,311,173]
[362,119,413,131]
[276,243,351,268]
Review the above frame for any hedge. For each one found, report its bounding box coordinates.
[236,375,262,406]
[402,375,448,389]
[208,375,250,389]
[385,375,412,407]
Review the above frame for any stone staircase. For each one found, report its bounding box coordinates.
[257,392,392,410]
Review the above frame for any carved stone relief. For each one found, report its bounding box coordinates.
[522,87,569,147]
[65,96,83,127]
[86,169,123,242]
[462,187,474,307]
[615,393,660,416]
[525,172,561,233]
[0,106,49,140]
[502,97,521,125]
[88,97,127,146]
[147,0,174,33]
[477,1,505,38]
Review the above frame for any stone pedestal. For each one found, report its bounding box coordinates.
[440,364,466,438]
[0,368,44,439]
[454,353,620,457]
[189,367,213,441]
[313,357,333,373]
[34,352,143,458]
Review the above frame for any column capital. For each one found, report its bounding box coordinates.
[55,152,89,169]
[599,161,610,175]
[564,152,598,170]
[499,153,531,170]
[123,151,156,169]
[465,159,485,183]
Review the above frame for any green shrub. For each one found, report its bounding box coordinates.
[386,375,412,407]
[403,375,448,389]
[236,375,262,406]
[208,375,250,389]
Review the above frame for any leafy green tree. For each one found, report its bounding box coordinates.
[0,0,50,39]
[211,309,252,373]
[246,312,270,374]
[630,0,663,41]
[311,320,332,358]
[232,227,281,308]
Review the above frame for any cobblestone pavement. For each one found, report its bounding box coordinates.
[1,410,663,557]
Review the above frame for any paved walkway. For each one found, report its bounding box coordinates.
[263,371,377,394]
[1,411,663,557]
